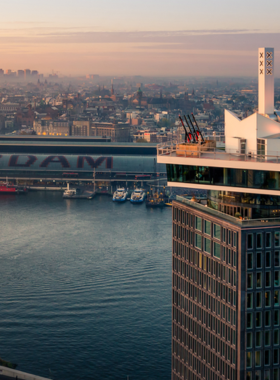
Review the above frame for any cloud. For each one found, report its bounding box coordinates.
[1,28,280,76]
[0,29,278,50]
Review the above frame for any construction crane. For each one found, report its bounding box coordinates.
[178,115,191,143]
[191,113,205,142]
[184,115,196,142]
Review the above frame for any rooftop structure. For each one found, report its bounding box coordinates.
[158,48,280,380]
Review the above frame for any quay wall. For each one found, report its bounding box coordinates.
[0,366,51,380]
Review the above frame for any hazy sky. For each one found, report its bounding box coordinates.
[1,0,280,76]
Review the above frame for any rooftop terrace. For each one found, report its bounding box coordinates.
[157,141,280,165]
[176,195,280,227]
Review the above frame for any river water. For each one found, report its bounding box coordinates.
[0,192,172,380]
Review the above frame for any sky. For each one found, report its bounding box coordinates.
[1,0,280,76]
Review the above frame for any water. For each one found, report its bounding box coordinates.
[0,192,172,380]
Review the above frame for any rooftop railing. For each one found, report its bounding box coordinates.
[157,141,280,164]
[175,196,280,226]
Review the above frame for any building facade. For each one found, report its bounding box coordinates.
[90,121,131,142]
[172,198,279,380]
[34,119,70,136]
[158,47,280,380]
[72,120,90,136]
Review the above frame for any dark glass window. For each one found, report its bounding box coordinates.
[275,251,280,267]
[166,164,280,190]
[265,331,270,346]
[247,274,253,289]
[247,332,252,348]
[273,349,279,365]
[204,220,211,235]
[275,271,280,287]
[247,234,253,249]
[264,350,270,365]
[247,293,253,308]
[214,224,221,240]
[266,252,271,268]
[233,251,237,267]
[228,230,231,245]
[256,331,262,347]
[233,232,237,247]
[214,243,221,259]
[257,252,262,268]
[265,311,271,326]
[256,312,262,327]
[266,272,271,287]
[256,233,262,248]
[256,272,262,288]
[204,238,211,254]
[275,231,280,247]
[223,228,226,243]
[274,310,279,326]
[195,216,202,231]
[247,253,253,269]
[195,234,202,250]
[266,233,271,248]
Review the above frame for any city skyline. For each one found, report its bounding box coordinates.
[1,0,280,76]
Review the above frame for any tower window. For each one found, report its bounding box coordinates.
[204,220,211,235]
[256,233,262,248]
[266,233,271,248]
[195,216,202,231]
[275,232,280,247]
[213,224,221,240]
[255,351,261,367]
[247,234,253,249]
[247,253,253,269]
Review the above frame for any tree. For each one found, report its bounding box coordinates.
[157,118,171,128]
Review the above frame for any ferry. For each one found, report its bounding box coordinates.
[63,184,95,199]
[112,188,128,202]
[0,182,27,194]
[130,189,146,204]
[63,188,77,198]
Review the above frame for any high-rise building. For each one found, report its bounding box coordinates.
[24,69,31,79]
[157,48,280,380]
[18,70,24,78]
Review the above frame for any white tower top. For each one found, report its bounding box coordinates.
[258,47,274,114]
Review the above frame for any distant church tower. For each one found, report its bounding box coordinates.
[111,79,114,96]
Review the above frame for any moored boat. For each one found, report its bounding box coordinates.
[146,187,169,208]
[0,182,27,194]
[63,188,78,198]
[113,188,128,202]
[130,188,146,204]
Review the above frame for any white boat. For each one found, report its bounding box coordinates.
[63,188,77,198]
[130,188,146,204]
[112,188,128,202]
